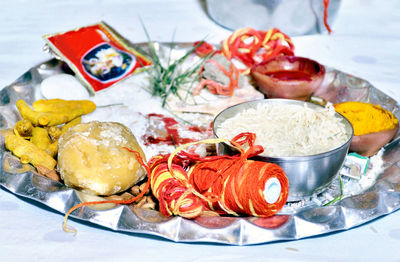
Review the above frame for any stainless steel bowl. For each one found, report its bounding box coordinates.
[213,99,353,201]
[206,0,342,35]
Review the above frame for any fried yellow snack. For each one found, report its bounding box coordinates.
[61,116,82,135]
[48,116,81,140]
[31,127,57,157]
[5,134,57,170]
[33,99,96,115]
[16,99,44,126]
[48,126,62,140]
[16,99,92,126]
[13,119,33,138]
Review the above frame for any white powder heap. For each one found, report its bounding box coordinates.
[82,72,212,159]
[216,103,350,157]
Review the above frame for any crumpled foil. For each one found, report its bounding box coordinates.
[0,43,399,245]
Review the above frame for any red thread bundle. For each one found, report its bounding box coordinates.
[221,28,295,74]
[149,132,289,218]
[149,156,204,218]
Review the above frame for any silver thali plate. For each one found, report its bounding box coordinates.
[0,43,399,245]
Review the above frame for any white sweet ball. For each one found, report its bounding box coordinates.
[40,74,90,100]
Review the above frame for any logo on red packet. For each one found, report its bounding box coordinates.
[82,43,135,82]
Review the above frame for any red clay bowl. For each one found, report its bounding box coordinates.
[350,123,399,157]
[251,56,325,101]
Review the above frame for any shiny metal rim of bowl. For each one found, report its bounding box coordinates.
[212,98,354,159]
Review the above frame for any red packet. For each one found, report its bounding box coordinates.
[43,22,151,94]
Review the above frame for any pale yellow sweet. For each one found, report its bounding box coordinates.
[57,121,146,196]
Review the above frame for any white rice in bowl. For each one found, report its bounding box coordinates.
[215,102,350,157]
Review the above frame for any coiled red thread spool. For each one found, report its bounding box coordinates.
[150,132,289,218]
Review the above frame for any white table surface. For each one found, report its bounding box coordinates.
[1,0,400,261]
